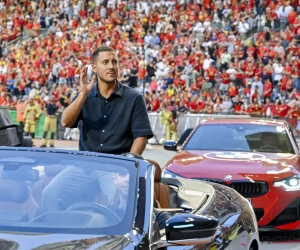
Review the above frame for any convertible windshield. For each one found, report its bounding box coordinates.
[184,123,295,154]
[0,151,137,235]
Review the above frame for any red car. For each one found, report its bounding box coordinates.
[162,118,300,233]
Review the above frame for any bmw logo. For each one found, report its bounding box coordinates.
[224,175,232,180]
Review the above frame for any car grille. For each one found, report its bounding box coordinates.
[193,178,269,198]
[229,182,269,198]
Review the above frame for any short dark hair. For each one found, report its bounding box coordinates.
[92,46,116,63]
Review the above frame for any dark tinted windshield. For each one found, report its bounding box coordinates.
[0,150,137,235]
[184,123,295,154]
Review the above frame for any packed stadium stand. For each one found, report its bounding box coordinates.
[0,0,300,136]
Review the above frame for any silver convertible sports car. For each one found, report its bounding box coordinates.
[0,147,260,250]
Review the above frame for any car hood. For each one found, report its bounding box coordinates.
[0,233,131,250]
[165,150,300,181]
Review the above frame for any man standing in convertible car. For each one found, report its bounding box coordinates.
[61,45,153,154]
[41,46,153,212]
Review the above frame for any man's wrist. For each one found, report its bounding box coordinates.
[80,92,89,98]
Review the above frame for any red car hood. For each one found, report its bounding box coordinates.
[165,150,300,181]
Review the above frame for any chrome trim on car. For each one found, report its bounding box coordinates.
[168,234,217,245]
[148,166,155,244]
[197,187,215,214]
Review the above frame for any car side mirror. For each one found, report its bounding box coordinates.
[165,213,218,245]
[163,140,178,151]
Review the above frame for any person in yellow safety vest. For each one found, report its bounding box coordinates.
[16,96,28,128]
[41,95,59,148]
[23,98,41,146]
[160,103,177,141]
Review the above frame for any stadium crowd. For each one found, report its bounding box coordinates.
[0,0,300,134]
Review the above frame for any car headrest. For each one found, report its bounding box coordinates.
[0,179,28,203]
[145,159,161,182]
[2,167,39,182]
[121,153,144,159]
[261,132,279,141]
[44,164,66,177]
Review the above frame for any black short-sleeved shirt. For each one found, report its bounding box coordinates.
[70,81,153,154]
[45,103,58,116]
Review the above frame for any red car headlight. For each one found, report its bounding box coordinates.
[273,174,300,191]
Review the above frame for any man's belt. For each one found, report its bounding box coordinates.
[47,115,56,118]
